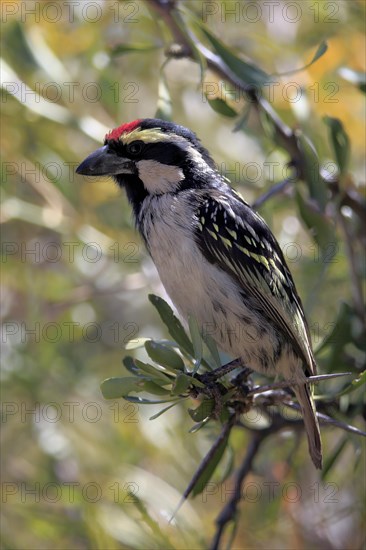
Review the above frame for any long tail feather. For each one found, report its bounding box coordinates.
[293,384,322,469]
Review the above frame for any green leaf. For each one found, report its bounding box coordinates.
[188,315,203,374]
[233,105,252,133]
[321,437,348,479]
[296,132,327,211]
[296,188,335,253]
[206,97,237,118]
[324,116,350,175]
[191,432,230,497]
[202,333,221,369]
[274,41,328,77]
[101,376,143,399]
[258,109,276,141]
[198,24,269,87]
[188,399,214,422]
[189,377,205,389]
[148,294,194,356]
[123,356,140,375]
[125,337,151,350]
[126,338,180,351]
[149,400,184,420]
[124,396,179,404]
[101,375,172,399]
[145,340,185,371]
[134,359,173,384]
[111,43,161,56]
[336,370,366,397]
[141,380,171,396]
[309,40,328,65]
[171,373,193,395]
[155,70,172,121]
[189,419,211,433]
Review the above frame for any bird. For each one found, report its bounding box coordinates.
[76,118,322,469]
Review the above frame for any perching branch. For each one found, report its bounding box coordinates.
[149,0,307,172]
[210,430,267,550]
[149,0,365,261]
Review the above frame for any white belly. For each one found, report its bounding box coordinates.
[139,194,282,374]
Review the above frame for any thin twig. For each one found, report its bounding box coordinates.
[252,176,293,209]
[210,430,267,550]
[247,372,352,396]
[198,359,248,382]
[283,401,366,437]
[149,0,300,161]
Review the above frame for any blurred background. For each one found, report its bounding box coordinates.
[1,1,365,548]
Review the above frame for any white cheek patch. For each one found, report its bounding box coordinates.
[137,159,185,194]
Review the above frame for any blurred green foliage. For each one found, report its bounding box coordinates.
[1,1,365,549]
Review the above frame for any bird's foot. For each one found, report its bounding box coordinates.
[192,360,253,419]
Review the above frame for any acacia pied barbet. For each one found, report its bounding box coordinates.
[76,118,322,469]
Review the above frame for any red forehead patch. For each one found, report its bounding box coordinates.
[105,119,142,141]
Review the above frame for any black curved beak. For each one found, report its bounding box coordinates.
[76,145,135,176]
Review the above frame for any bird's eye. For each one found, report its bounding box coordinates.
[127,141,144,156]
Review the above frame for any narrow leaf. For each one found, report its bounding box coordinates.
[274,41,328,77]
[101,376,143,399]
[324,116,350,174]
[111,43,160,56]
[321,437,348,479]
[124,396,179,404]
[202,333,221,369]
[310,40,328,65]
[206,97,237,118]
[134,359,173,383]
[140,380,172,396]
[336,370,366,397]
[295,188,334,252]
[189,419,211,433]
[145,340,185,371]
[125,337,150,350]
[296,132,327,211]
[198,24,269,86]
[171,373,193,395]
[123,356,140,375]
[148,294,194,356]
[188,315,203,373]
[149,400,183,420]
[188,399,214,422]
[191,431,230,497]
[170,419,234,521]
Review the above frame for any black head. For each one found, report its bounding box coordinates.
[76,118,219,215]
